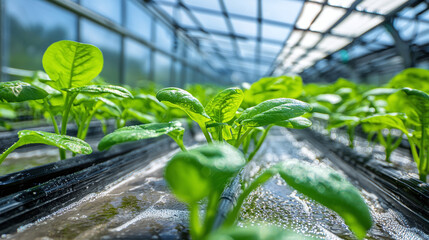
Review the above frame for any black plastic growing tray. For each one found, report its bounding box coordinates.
[0,135,178,234]
[291,128,429,233]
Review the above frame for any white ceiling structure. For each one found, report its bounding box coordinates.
[149,0,428,82]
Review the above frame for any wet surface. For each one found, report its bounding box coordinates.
[0,137,101,176]
[237,128,429,239]
[310,118,419,178]
[2,128,428,239]
[3,149,189,240]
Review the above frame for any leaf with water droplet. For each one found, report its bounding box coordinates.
[236,98,312,127]
[66,85,133,98]
[275,117,312,129]
[98,121,184,151]
[0,81,48,102]
[275,159,372,239]
[0,130,92,164]
[156,87,210,124]
[165,144,245,204]
[43,40,103,90]
[205,87,243,123]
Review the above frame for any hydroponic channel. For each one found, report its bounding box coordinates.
[3,129,427,240]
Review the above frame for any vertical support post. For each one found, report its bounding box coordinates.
[384,19,414,68]
[149,18,156,82]
[0,0,5,82]
[119,0,126,85]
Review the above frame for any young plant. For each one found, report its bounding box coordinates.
[0,81,92,163]
[98,81,372,239]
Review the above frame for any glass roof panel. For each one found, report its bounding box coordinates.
[299,32,322,48]
[224,0,257,18]
[178,9,196,27]
[230,17,257,37]
[262,24,292,42]
[285,30,303,47]
[357,0,408,14]
[310,6,346,32]
[261,42,282,56]
[317,35,350,52]
[183,0,221,12]
[150,0,415,81]
[361,27,394,45]
[296,2,322,29]
[328,0,355,8]
[159,5,174,16]
[192,11,229,32]
[262,0,303,24]
[332,12,384,37]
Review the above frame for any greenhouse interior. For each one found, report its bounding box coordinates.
[0,0,429,239]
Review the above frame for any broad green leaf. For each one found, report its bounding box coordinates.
[208,224,312,240]
[205,87,243,123]
[315,94,342,105]
[98,121,184,151]
[42,40,103,90]
[275,159,372,239]
[0,81,48,102]
[243,76,303,106]
[156,87,210,123]
[236,98,312,127]
[3,130,92,156]
[165,144,245,204]
[361,113,409,135]
[0,107,16,119]
[123,108,156,123]
[66,85,133,98]
[402,87,429,102]
[275,117,312,129]
[327,115,360,130]
[310,102,331,114]
[362,88,398,98]
[389,68,429,92]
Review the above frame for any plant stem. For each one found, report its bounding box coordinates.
[234,125,242,146]
[43,99,60,134]
[202,192,220,237]
[199,122,212,143]
[44,99,62,158]
[189,203,202,240]
[223,170,276,227]
[247,125,272,162]
[59,92,78,160]
[347,125,355,149]
[0,140,22,165]
[234,128,253,148]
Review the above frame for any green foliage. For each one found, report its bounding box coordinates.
[243,75,303,107]
[42,40,103,90]
[237,98,312,127]
[275,117,312,129]
[0,80,48,102]
[98,121,185,151]
[275,160,372,239]
[0,130,92,164]
[66,85,133,98]
[208,224,313,240]
[205,87,243,123]
[156,87,210,124]
[389,68,429,92]
[165,144,245,204]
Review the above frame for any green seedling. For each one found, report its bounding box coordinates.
[361,113,405,162]
[98,78,372,239]
[0,130,91,165]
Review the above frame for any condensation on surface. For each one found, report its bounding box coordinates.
[236,128,429,240]
[2,129,428,240]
